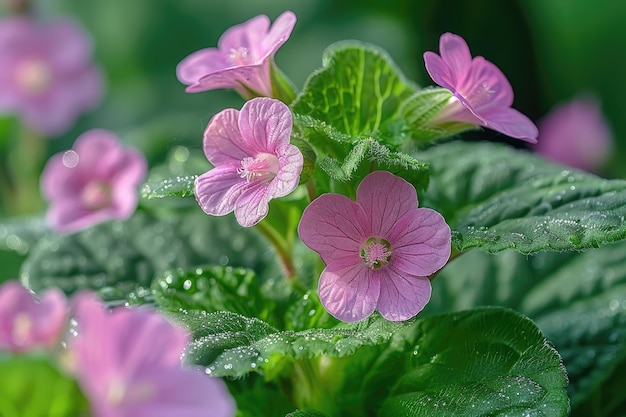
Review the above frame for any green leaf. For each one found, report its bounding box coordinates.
[153,265,278,324]
[0,354,89,416]
[428,241,626,411]
[286,410,330,417]
[141,175,197,199]
[21,210,281,301]
[172,310,409,379]
[380,307,569,417]
[421,140,626,253]
[318,137,429,191]
[292,41,417,138]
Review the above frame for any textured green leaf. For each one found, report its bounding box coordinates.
[317,137,429,191]
[421,140,626,253]
[292,41,416,137]
[173,310,408,379]
[380,307,569,417]
[141,175,197,199]
[428,241,626,411]
[21,210,280,301]
[286,410,330,417]
[0,355,89,416]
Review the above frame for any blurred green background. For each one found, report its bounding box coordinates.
[1,0,625,274]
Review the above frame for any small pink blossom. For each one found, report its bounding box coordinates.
[176,11,296,98]
[0,280,67,352]
[41,129,147,234]
[0,17,103,136]
[195,97,303,227]
[534,96,613,172]
[423,32,538,142]
[298,171,451,322]
[69,293,236,417]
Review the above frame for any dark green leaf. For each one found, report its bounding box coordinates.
[428,241,626,410]
[286,410,330,417]
[380,307,569,417]
[0,216,49,256]
[421,140,626,253]
[21,210,281,301]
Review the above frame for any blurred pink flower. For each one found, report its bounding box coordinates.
[534,96,613,172]
[70,293,236,417]
[423,32,538,142]
[298,171,451,322]
[0,280,67,352]
[176,11,296,98]
[195,97,303,227]
[0,17,103,136]
[41,129,147,233]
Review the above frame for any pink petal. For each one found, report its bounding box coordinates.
[129,369,236,417]
[272,142,304,198]
[479,106,539,143]
[356,171,419,237]
[176,48,227,85]
[438,32,473,87]
[217,14,271,59]
[298,193,370,264]
[45,197,111,233]
[238,97,292,154]
[194,166,245,217]
[376,266,431,321]
[46,20,93,72]
[462,57,513,111]
[423,51,455,92]
[190,64,271,97]
[233,180,272,227]
[261,11,297,56]
[203,108,250,165]
[318,259,379,322]
[388,208,451,277]
[0,281,67,351]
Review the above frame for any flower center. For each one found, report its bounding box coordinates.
[237,153,279,183]
[82,181,112,210]
[16,59,53,95]
[361,237,392,269]
[12,313,33,347]
[228,47,253,65]
[464,81,495,109]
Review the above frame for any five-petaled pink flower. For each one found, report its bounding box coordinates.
[298,171,451,322]
[0,280,67,352]
[195,97,303,227]
[534,96,613,172]
[423,32,538,142]
[69,293,236,417]
[41,129,147,233]
[176,11,296,98]
[0,17,103,136]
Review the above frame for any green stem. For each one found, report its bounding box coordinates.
[429,247,463,282]
[306,180,317,202]
[255,220,296,279]
[6,124,46,215]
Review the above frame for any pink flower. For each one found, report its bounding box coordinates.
[534,96,613,172]
[69,293,236,417]
[41,129,147,233]
[0,280,67,352]
[176,11,296,98]
[195,97,303,227]
[298,171,451,322]
[0,17,103,136]
[423,32,538,142]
